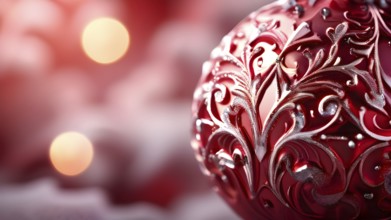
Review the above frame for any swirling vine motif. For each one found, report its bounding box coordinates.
[191,0,391,219]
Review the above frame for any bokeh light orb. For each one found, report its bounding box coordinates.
[49,132,94,176]
[81,17,130,64]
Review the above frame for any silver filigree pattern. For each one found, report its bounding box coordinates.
[192,1,391,219]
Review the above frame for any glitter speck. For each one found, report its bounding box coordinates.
[324,102,338,116]
[355,133,364,140]
[263,200,273,208]
[214,91,223,102]
[364,193,374,200]
[348,140,356,148]
[321,7,331,20]
[294,5,304,17]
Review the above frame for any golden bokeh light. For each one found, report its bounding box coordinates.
[81,17,130,64]
[49,132,94,176]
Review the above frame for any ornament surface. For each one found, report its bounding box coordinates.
[191,0,391,219]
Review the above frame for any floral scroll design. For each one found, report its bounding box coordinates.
[192,3,391,219]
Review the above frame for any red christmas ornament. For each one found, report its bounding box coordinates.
[191,0,391,219]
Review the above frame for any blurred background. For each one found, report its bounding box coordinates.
[0,0,271,219]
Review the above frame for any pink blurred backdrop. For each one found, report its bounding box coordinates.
[0,1,271,219]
